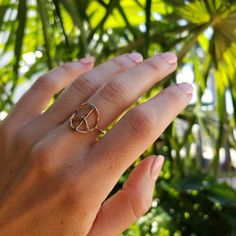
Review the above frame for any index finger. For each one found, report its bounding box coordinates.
[87,82,193,201]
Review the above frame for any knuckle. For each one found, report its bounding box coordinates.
[164,84,186,105]
[59,62,73,74]
[127,107,156,138]
[30,144,53,174]
[110,57,131,71]
[142,59,162,73]
[71,74,97,96]
[100,80,131,106]
[32,76,56,92]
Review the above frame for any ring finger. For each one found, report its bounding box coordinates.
[27,53,177,175]
[17,53,143,149]
[54,52,177,144]
[38,52,178,165]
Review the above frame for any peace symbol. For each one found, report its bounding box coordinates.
[69,103,103,134]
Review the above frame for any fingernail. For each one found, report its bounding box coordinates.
[150,155,164,181]
[160,52,177,64]
[80,56,95,64]
[128,52,143,63]
[178,82,194,95]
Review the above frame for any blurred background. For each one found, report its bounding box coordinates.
[0,0,236,235]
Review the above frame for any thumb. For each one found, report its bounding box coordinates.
[88,155,164,236]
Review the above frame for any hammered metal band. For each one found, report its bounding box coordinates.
[69,103,104,134]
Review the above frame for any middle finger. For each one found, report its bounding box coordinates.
[59,52,177,142]
[18,53,143,148]
[30,53,177,174]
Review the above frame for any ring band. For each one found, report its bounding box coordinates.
[69,103,104,134]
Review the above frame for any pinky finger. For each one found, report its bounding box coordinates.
[7,57,94,126]
[88,155,164,236]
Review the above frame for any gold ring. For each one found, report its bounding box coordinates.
[69,103,104,134]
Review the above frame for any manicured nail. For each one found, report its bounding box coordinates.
[160,52,177,64]
[178,82,194,95]
[80,56,95,64]
[150,155,164,181]
[128,52,143,63]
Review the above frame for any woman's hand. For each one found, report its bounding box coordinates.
[0,52,193,235]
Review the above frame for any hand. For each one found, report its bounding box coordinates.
[0,52,193,235]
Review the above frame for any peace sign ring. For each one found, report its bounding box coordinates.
[69,103,104,134]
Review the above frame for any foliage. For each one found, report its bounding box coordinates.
[124,173,236,236]
[0,0,236,235]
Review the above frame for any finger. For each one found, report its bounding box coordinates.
[55,52,177,146]
[45,53,143,123]
[88,156,164,236]
[14,53,143,150]
[86,52,178,131]
[7,57,95,126]
[87,83,193,198]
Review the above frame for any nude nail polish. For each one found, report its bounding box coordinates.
[160,52,177,64]
[150,155,164,181]
[178,82,194,95]
[128,52,143,63]
[80,56,95,64]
